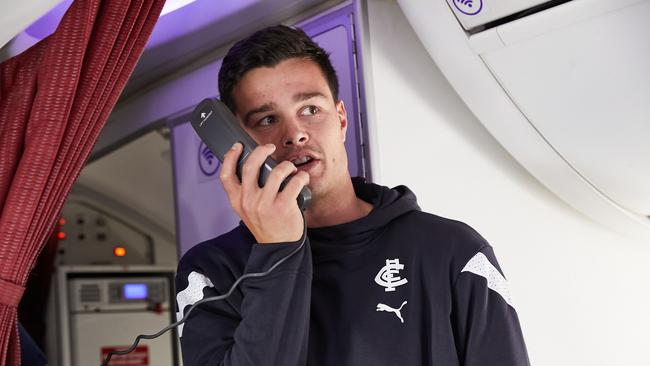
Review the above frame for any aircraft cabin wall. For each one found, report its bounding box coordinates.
[61,128,178,267]
[359,1,650,365]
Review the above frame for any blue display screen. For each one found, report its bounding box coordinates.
[123,283,148,300]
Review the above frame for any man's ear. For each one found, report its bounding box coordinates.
[336,100,348,142]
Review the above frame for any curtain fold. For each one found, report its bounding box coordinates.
[0,0,165,364]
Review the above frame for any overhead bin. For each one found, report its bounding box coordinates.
[399,0,650,239]
[477,1,650,217]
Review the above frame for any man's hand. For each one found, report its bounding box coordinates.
[220,142,309,244]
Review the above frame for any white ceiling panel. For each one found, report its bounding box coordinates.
[481,0,650,215]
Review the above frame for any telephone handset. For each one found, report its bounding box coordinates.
[190,98,312,211]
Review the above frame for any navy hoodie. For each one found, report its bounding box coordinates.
[175,178,529,365]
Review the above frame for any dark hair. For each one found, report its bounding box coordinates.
[218,25,339,113]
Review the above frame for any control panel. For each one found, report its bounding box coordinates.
[57,201,154,265]
[69,276,168,312]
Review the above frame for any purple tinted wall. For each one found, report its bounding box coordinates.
[172,6,365,256]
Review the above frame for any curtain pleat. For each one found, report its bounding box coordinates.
[0,0,165,364]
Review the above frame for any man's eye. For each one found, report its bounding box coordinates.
[300,105,319,116]
[258,116,275,126]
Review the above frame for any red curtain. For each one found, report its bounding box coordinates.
[0,0,165,364]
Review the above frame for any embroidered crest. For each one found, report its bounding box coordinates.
[374,258,408,292]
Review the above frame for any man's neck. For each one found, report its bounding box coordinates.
[305,178,373,228]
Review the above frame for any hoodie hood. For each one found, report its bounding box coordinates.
[307,177,420,254]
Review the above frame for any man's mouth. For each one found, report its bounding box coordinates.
[291,156,314,167]
[288,154,319,172]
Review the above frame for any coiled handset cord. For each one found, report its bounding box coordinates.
[100,211,308,366]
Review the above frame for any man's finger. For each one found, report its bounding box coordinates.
[277,171,310,206]
[261,160,298,203]
[241,144,276,192]
[220,142,243,207]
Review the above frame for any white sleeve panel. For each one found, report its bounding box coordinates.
[461,252,514,308]
[175,271,214,336]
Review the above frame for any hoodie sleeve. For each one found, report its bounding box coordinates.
[451,245,530,366]
[175,237,312,366]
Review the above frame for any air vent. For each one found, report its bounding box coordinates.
[79,284,101,303]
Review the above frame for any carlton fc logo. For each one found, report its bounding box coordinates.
[374,258,408,292]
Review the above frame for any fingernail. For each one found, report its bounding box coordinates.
[267,144,276,150]
[231,142,239,150]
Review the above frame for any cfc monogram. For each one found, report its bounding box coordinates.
[374,258,408,292]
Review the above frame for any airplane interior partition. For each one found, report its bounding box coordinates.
[171,6,367,256]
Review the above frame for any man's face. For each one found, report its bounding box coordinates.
[230,57,349,199]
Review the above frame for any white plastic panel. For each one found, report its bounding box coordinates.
[0,0,60,50]
[71,308,174,365]
[398,0,650,240]
[482,0,650,215]
[445,0,551,30]
[495,0,646,46]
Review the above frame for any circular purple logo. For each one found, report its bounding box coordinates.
[453,0,483,16]
[198,142,219,176]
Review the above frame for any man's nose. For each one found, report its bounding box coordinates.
[282,118,309,147]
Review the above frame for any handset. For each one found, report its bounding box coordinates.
[190,98,311,211]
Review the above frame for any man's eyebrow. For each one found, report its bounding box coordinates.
[293,92,327,102]
[241,93,327,123]
[243,102,276,124]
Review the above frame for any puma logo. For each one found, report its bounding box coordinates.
[376,301,408,323]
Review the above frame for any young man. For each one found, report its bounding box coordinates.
[175,25,529,365]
